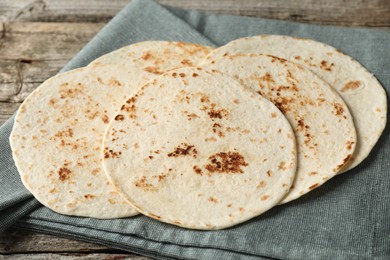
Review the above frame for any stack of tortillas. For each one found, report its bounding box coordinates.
[10,36,386,230]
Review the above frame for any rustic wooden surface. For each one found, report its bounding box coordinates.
[0,0,389,259]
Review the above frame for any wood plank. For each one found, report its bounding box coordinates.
[0,228,148,259]
[0,0,388,26]
[1,253,149,259]
[0,22,104,103]
[0,228,112,253]
[0,22,104,60]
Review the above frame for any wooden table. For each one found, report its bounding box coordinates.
[0,0,389,259]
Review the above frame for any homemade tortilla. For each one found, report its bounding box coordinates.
[201,54,357,203]
[103,67,297,229]
[10,41,212,218]
[201,35,387,172]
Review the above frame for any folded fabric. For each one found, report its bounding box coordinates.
[1,0,389,259]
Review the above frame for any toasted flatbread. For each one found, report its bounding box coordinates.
[103,67,297,229]
[201,35,386,172]
[10,41,212,218]
[201,54,356,203]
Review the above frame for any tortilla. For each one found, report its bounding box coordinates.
[103,67,297,229]
[201,54,357,203]
[201,35,386,172]
[10,41,212,218]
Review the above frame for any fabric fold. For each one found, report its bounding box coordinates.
[0,0,389,259]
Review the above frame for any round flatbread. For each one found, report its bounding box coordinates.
[10,41,212,218]
[103,67,297,229]
[201,35,386,172]
[201,54,357,203]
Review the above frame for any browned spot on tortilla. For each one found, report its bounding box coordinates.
[134,176,158,192]
[271,112,277,118]
[54,128,73,138]
[304,133,312,145]
[96,77,103,84]
[278,161,288,170]
[120,103,137,119]
[257,181,266,189]
[144,66,163,75]
[148,213,161,219]
[239,207,245,212]
[267,55,287,63]
[261,195,270,201]
[187,113,199,120]
[115,114,125,121]
[91,169,99,176]
[174,42,211,56]
[58,167,72,182]
[205,137,217,142]
[260,72,275,83]
[227,203,232,208]
[193,165,203,175]
[309,183,319,190]
[141,52,151,60]
[167,143,197,158]
[179,73,186,78]
[212,123,224,137]
[340,80,361,92]
[206,103,228,119]
[320,60,334,71]
[181,59,193,66]
[332,102,344,116]
[297,119,305,130]
[49,188,57,193]
[192,73,199,77]
[100,114,109,124]
[200,94,210,103]
[294,56,301,60]
[309,171,318,176]
[134,143,139,149]
[108,77,122,87]
[148,155,154,160]
[205,152,248,174]
[346,140,355,150]
[270,96,293,114]
[153,172,169,182]
[267,170,273,177]
[48,98,57,106]
[104,147,122,159]
[333,154,352,172]
[59,82,84,99]
[233,99,239,104]
[84,194,95,199]
[209,197,218,203]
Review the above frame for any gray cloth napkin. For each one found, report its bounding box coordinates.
[1,0,389,259]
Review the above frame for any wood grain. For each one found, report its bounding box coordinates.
[0,228,148,259]
[1,254,147,259]
[0,0,388,26]
[0,22,103,104]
